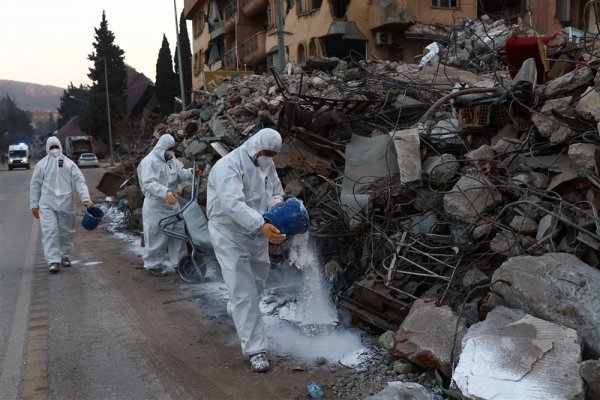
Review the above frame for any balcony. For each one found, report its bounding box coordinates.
[224,1,237,32]
[240,30,266,65]
[210,20,228,40]
[223,47,238,70]
[240,0,268,18]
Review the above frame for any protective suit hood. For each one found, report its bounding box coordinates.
[152,134,176,161]
[46,136,62,154]
[241,128,282,159]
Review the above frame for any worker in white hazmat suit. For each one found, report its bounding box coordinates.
[30,136,93,273]
[137,134,200,276]
[206,128,286,372]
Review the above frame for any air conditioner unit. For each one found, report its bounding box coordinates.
[375,31,392,46]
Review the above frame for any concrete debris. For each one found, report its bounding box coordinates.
[453,307,584,400]
[392,300,467,377]
[103,18,600,399]
[580,359,600,400]
[367,381,435,400]
[493,253,600,358]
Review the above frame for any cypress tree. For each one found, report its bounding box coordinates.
[156,34,175,116]
[174,11,192,106]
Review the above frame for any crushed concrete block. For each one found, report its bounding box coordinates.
[530,172,549,190]
[208,116,227,137]
[568,143,598,171]
[392,361,415,375]
[509,215,538,235]
[490,230,524,256]
[491,138,517,154]
[422,153,458,183]
[544,66,594,97]
[576,86,600,121]
[367,382,431,400]
[453,307,584,400]
[392,299,467,377]
[531,113,573,144]
[472,221,493,240]
[493,253,600,357]
[466,144,494,162]
[443,174,503,223]
[540,96,573,113]
[536,214,557,241]
[462,268,490,289]
[379,330,396,352]
[580,359,600,400]
[479,293,509,318]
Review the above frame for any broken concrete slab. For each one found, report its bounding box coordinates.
[462,267,490,289]
[453,307,584,400]
[509,215,538,235]
[568,143,598,172]
[575,86,600,121]
[490,230,525,256]
[492,253,600,357]
[544,66,594,97]
[531,113,573,144]
[392,299,467,376]
[443,173,503,223]
[390,128,421,184]
[422,154,458,183]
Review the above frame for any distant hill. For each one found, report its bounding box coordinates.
[0,80,64,112]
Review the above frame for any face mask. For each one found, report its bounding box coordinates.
[164,150,174,161]
[256,156,272,170]
[49,148,60,157]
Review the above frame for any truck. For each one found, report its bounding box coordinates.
[64,136,93,161]
[8,143,30,171]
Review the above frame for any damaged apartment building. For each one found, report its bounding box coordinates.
[183,0,600,91]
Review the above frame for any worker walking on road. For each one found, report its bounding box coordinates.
[137,133,200,277]
[206,128,286,373]
[30,136,94,273]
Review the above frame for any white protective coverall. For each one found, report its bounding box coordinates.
[137,134,192,270]
[207,128,284,357]
[29,136,91,265]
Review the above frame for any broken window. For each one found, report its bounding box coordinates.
[309,39,318,58]
[331,0,350,19]
[297,43,307,63]
[478,0,525,20]
[556,0,571,22]
[431,0,459,8]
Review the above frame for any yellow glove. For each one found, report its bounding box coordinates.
[262,223,286,244]
[31,208,39,219]
[165,192,177,205]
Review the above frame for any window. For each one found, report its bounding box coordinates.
[193,12,205,38]
[267,1,273,28]
[193,51,203,76]
[307,0,322,12]
[431,0,459,8]
[297,43,306,63]
[309,39,318,58]
[296,0,306,14]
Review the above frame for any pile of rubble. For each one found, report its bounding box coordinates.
[100,19,600,399]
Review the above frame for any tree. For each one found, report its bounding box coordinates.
[174,11,192,106]
[85,10,128,142]
[156,34,176,116]
[0,95,33,150]
[57,83,90,128]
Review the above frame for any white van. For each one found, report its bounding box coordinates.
[8,143,30,170]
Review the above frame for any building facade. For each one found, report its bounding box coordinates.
[184,0,597,91]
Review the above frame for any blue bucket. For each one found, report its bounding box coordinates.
[82,206,104,231]
[263,197,309,236]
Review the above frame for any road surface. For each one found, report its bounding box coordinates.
[0,161,347,400]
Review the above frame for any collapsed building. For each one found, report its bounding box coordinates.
[99,15,600,399]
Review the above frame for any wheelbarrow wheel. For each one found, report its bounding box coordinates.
[176,253,207,283]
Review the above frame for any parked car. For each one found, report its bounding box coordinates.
[78,153,99,168]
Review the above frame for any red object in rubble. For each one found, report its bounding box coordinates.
[504,33,554,84]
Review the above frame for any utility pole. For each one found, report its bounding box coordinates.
[275,0,285,71]
[174,0,187,109]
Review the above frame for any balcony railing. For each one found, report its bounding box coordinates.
[223,47,238,70]
[240,30,266,65]
[224,0,237,20]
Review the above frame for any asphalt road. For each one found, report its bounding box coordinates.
[0,160,341,400]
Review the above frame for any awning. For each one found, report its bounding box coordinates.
[324,21,367,41]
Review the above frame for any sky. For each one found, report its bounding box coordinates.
[0,0,190,88]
